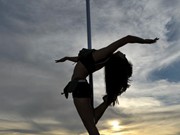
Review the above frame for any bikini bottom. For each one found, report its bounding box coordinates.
[62,80,92,98]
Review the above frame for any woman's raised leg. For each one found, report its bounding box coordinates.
[73,98,100,135]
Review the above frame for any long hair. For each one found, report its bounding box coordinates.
[104,51,133,106]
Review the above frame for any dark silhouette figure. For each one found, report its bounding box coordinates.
[55,35,159,135]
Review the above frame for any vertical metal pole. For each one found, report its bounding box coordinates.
[86,0,93,106]
[86,0,92,49]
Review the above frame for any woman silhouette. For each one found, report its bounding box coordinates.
[55,35,158,135]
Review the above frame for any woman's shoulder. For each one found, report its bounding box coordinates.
[78,48,96,58]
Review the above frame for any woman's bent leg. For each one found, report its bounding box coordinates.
[73,98,100,135]
[94,101,108,124]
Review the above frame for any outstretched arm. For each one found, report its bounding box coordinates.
[55,56,78,63]
[111,35,159,48]
[92,35,159,62]
[124,35,159,44]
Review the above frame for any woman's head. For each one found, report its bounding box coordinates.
[104,51,133,106]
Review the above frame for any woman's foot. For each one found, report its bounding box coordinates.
[103,95,108,102]
[103,95,118,106]
[102,95,112,106]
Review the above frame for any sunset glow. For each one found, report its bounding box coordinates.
[110,120,122,131]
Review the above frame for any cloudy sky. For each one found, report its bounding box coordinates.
[0,0,180,135]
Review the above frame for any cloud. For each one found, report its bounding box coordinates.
[150,59,180,82]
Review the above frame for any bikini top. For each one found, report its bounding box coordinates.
[78,48,109,74]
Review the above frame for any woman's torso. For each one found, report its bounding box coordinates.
[71,49,110,80]
[71,60,108,81]
[71,62,89,80]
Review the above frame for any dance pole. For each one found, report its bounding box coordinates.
[86,0,94,106]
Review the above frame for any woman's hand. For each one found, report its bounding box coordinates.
[147,37,159,44]
[139,38,159,44]
[55,57,67,63]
